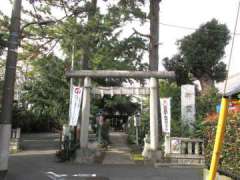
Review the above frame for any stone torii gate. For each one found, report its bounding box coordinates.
[66,70,175,152]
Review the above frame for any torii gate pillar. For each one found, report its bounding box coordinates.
[149,77,159,150]
[80,77,91,148]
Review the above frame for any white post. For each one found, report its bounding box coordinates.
[136,127,139,146]
[201,143,204,155]
[0,124,11,173]
[80,77,91,149]
[188,142,192,154]
[149,77,158,150]
[195,142,199,155]
[16,128,21,139]
[164,133,171,155]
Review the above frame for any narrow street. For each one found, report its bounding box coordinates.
[6,133,203,180]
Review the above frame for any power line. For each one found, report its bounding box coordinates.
[159,22,196,31]
[223,1,240,95]
[159,22,240,36]
[133,19,240,35]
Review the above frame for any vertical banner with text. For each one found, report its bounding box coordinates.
[160,98,171,134]
[69,86,83,126]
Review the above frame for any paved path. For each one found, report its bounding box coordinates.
[9,154,203,180]
[7,133,203,180]
[102,132,134,165]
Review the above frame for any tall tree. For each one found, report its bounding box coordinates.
[163,19,230,93]
[149,0,160,71]
[0,0,149,128]
[22,55,69,125]
[0,0,22,178]
[163,55,191,85]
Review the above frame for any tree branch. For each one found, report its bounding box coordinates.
[46,39,60,55]
[132,28,150,38]
[21,20,56,32]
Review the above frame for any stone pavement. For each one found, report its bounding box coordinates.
[102,132,134,165]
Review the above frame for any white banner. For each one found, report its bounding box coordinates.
[160,98,171,134]
[69,86,83,126]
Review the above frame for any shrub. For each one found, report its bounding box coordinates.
[204,113,240,176]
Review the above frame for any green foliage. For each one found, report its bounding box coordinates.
[12,105,58,132]
[163,19,230,90]
[179,19,230,81]
[204,115,240,176]
[159,80,182,136]
[103,96,139,115]
[0,0,150,132]
[21,55,69,130]
[163,55,192,85]
[0,33,7,55]
[117,0,147,21]
[129,80,183,143]
[194,87,220,138]
[57,11,148,73]
[0,13,9,55]
[196,87,219,119]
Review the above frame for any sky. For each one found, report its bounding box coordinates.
[158,0,240,76]
[1,0,240,76]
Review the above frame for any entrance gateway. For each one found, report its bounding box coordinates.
[66,70,175,152]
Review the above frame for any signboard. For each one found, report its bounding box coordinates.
[181,85,195,128]
[69,86,83,126]
[134,113,141,127]
[160,98,171,134]
[171,139,181,154]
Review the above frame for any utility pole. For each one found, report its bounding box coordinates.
[0,0,22,179]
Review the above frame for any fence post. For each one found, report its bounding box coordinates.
[188,142,192,155]
[195,142,199,155]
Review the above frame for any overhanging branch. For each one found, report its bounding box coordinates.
[133,28,150,38]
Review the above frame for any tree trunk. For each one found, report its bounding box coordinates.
[149,0,160,71]
[199,75,214,95]
[82,0,98,70]
[149,0,162,136]
[78,0,97,84]
[0,0,22,177]
[78,0,98,142]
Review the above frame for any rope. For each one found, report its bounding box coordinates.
[223,1,240,95]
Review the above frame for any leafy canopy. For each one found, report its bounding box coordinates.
[163,19,230,90]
